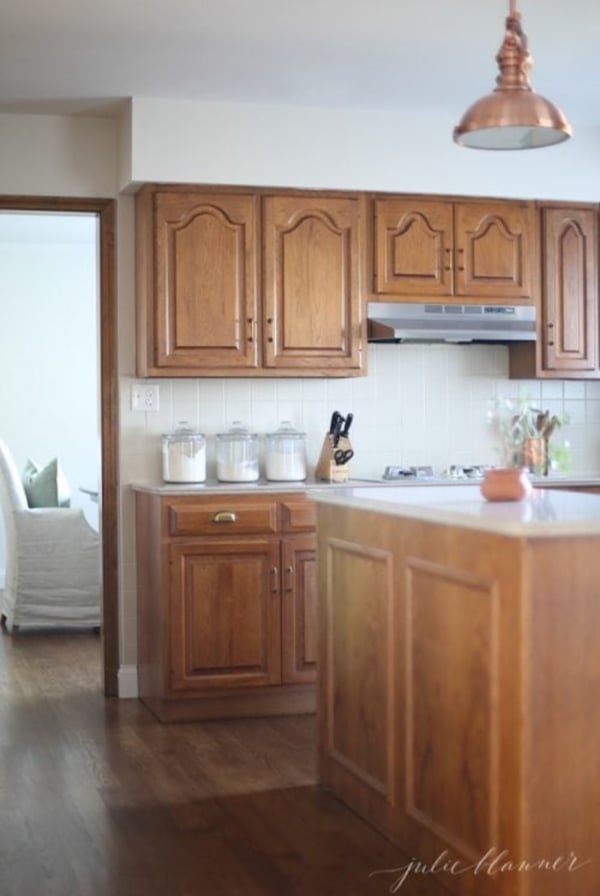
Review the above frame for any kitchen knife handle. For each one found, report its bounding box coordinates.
[341,412,354,437]
[329,410,342,434]
[332,416,344,446]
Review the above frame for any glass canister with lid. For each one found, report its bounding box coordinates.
[162,422,206,483]
[265,420,307,482]
[216,422,260,482]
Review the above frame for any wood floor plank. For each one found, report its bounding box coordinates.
[0,629,448,896]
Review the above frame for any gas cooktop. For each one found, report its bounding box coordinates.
[382,465,490,481]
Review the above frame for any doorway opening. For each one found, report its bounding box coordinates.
[0,196,117,696]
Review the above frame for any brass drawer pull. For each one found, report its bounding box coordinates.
[212,511,237,524]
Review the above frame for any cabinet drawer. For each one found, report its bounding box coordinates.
[280,499,317,532]
[168,500,279,536]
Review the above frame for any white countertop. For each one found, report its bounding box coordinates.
[129,478,377,496]
[309,483,600,537]
[130,473,600,497]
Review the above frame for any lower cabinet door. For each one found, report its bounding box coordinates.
[281,534,318,683]
[169,538,282,691]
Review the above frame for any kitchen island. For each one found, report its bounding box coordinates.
[312,485,600,896]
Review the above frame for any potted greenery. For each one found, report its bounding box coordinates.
[489,391,570,475]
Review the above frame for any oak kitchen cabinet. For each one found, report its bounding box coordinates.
[135,488,317,722]
[370,194,538,304]
[135,184,365,378]
[510,202,599,379]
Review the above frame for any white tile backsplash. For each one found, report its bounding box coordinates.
[564,381,586,400]
[120,343,600,484]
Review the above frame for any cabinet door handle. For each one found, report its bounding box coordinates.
[271,566,280,592]
[284,565,294,592]
[456,247,465,272]
[247,318,255,343]
[212,511,237,523]
[444,247,452,272]
[547,322,555,346]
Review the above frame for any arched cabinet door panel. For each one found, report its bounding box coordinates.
[455,201,535,301]
[263,194,363,371]
[136,187,260,374]
[373,198,453,296]
[541,206,598,373]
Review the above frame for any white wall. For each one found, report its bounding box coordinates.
[0,113,117,197]
[127,98,600,200]
[0,212,100,579]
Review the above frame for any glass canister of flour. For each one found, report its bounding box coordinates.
[216,422,259,482]
[265,421,307,482]
[162,422,206,483]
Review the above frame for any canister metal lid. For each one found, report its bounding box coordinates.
[216,421,258,441]
[266,420,306,441]
[162,421,205,443]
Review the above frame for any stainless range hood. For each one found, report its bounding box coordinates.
[367,302,536,344]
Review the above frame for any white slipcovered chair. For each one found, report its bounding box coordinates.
[0,438,101,632]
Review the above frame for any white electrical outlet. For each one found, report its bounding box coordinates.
[131,383,160,412]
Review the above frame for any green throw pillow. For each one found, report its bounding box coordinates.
[22,458,71,508]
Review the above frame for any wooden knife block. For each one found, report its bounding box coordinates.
[315,432,353,482]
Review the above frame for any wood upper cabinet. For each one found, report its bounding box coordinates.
[136,184,365,377]
[136,187,259,374]
[262,194,363,371]
[540,205,598,373]
[510,203,599,379]
[372,195,536,304]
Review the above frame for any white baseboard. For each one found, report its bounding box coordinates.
[118,664,139,698]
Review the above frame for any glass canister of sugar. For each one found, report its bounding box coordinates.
[216,422,259,482]
[162,422,206,483]
[265,421,307,482]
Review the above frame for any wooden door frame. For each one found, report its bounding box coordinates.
[0,195,119,696]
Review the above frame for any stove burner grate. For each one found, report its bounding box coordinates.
[382,464,490,481]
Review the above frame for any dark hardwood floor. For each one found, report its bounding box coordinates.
[0,631,444,896]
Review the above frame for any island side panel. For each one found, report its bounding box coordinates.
[523,536,600,896]
[317,503,527,896]
[317,505,400,835]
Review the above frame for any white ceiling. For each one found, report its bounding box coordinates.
[0,0,599,125]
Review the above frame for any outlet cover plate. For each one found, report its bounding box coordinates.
[131,383,160,412]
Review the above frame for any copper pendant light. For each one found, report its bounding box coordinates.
[453,0,572,150]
